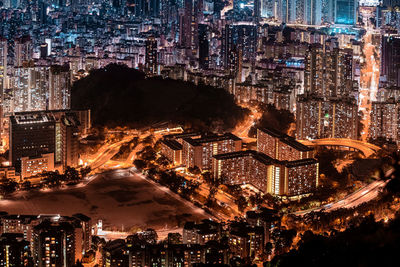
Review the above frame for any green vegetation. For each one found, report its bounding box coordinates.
[0,178,18,196]
[248,104,295,137]
[268,152,400,266]
[270,214,400,267]
[72,64,249,132]
[40,166,92,188]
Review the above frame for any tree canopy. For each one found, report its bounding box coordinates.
[270,214,400,267]
[72,64,249,132]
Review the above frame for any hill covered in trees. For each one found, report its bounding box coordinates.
[270,214,400,267]
[72,64,249,132]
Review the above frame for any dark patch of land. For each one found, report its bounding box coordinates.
[72,64,249,132]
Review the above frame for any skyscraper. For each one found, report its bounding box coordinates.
[321,0,335,23]
[222,23,257,72]
[181,0,199,55]
[13,36,32,67]
[49,65,71,110]
[0,38,7,96]
[145,36,158,75]
[304,44,325,96]
[133,0,160,17]
[296,95,359,140]
[198,24,209,70]
[335,0,358,25]
[369,99,400,143]
[381,35,400,88]
[10,67,48,113]
[305,0,322,25]
[304,41,355,97]
[37,1,48,25]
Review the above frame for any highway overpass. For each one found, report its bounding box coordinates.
[298,138,381,158]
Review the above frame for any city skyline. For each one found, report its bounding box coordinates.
[0,0,400,266]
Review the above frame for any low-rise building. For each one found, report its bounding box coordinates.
[20,153,54,178]
[0,167,20,181]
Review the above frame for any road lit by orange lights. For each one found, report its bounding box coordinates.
[359,9,381,141]
[233,107,261,140]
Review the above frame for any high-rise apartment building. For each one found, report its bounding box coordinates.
[32,221,77,267]
[369,100,400,143]
[181,0,199,55]
[48,65,71,111]
[304,42,355,97]
[296,95,359,140]
[8,67,49,114]
[145,36,158,75]
[304,0,322,25]
[198,24,210,70]
[211,127,318,197]
[0,38,7,97]
[279,0,297,23]
[257,127,314,161]
[321,0,335,23]
[304,44,325,96]
[222,23,257,74]
[212,150,318,196]
[381,35,400,88]
[0,233,31,266]
[1,213,92,263]
[14,36,32,67]
[182,133,242,170]
[133,0,161,17]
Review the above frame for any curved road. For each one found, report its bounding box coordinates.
[294,179,388,216]
[299,138,381,158]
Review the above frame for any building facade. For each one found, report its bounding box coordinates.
[182,133,242,170]
[296,95,359,140]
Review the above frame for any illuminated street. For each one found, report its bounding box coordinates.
[359,7,381,141]
[299,138,381,158]
[295,179,388,216]
[233,107,261,141]
[87,136,134,170]
[2,0,400,265]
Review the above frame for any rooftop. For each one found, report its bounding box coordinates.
[11,113,55,125]
[161,139,183,150]
[183,133,241,146]
[258,127,313,152]
[213,150,318,167]
[163,132,202,140]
